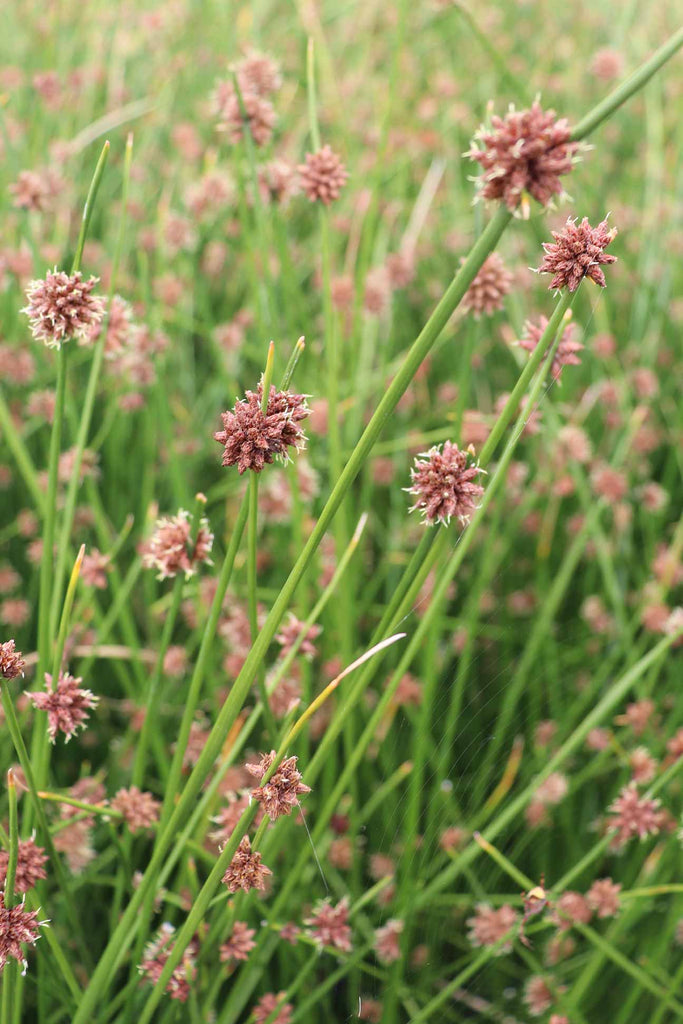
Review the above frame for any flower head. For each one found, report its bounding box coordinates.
[374,918,403,963]
[110,786,161,833]
[213,80,276,147]
[245,751,311,821]
[220,920,256,963]
[466,903,518,954]
[524,975,554,1016]
[586,878,621,918]
[0,837,48,894]
[274,614,321,658]
[304,897,352,952]
[253,992,293,1024]
[26,671,98,743]
[142,509,214,580]
[518,316,583,382]
[607,782,664,847]
[222,836,272,894]
[214,383,309,474]
[0,892,45,973]
[537,216,617,292]
[553,891,592,931]
[467,100,577,211]
[22,270,105,348]
[1,639,25,679]
[139,923,198,1002]
[298,146,348,205]
[461,253,513,318]
[407,441,485,527]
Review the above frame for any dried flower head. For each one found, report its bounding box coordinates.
[0,893,45,974]
[22,270,105,348]
[407,441,485,526]
[305,897,352,952]
[467,903,518,954]
[1,639,25,679]
[214,382,309,474]
[461,253,513,317]
[26,671,99,743]
[607,782,664,847]
[142,509,214,580]
[537,216,617,292]
[220,920,257,963]
[518,316,583,382]
[222,836,272,894]
[466,100,577,211]
[298,146,348,205]
[110,786,161,833]
[0,837,48,894]
[246,751,311,821]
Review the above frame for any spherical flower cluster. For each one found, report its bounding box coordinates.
[142,509,214,581]
[466,100,577,211]
[245,751,311,821]
[0,837,48,894]
[110,786,161,833]
[222,836,272,894]
[466,903,518,954]
[537,216,617,292]
[1,638,25,679]
[212,50,280,148]
[298,145,349,205]
[253,992,293,1024]
[407,441,485,527]
[26,671,99,743]
[214,383,309,474]
[553,891,591,931]
[304,897,352,952]
[274,614,321,658]
[219,920,256,963]
[461,253,513,317]
[607,782,664,847]
[0,893,45,973]
[22,270,105,348]
[586,877,621,918]
[518,316,584,382]
[374,918,403,963]
[214,83,276,147]
[139,923,198,1003]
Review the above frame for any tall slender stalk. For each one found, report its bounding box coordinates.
[68,38,683,1014]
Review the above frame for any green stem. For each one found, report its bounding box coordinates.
[158,491,249,829]
[4,771,18,907]
[1,687,92,971]
[70,140,110,275]
[50,136,129,639]
[417,628,681,909]
[248,472,277,742]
